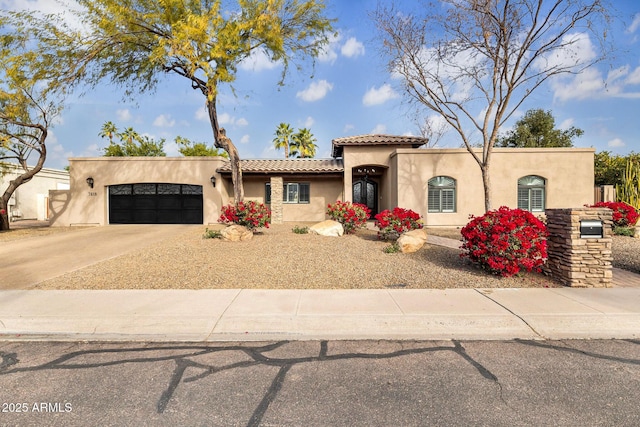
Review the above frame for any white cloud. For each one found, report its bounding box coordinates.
[608,138,625,148]
[296,80,333,102]
[363,84,399,106]
[318,33,341,64]
[371,124,387,134]
[240,134,250,144]
[216,113,249,127]
[626,14,640,34]
[195,106,209,122]
[551,64,640,101]
[116,109,132,122]
[627,66,640,85]
[303,116,314,128]
[239,49,280,72]
[558,118,574,130]
[341,37,365,58]
[218,112,233,125]
[153,114,175,128]
[343,124,355,133]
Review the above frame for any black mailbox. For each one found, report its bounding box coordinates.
[580,220,603,239]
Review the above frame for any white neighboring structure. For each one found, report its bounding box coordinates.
[0,164,70,222]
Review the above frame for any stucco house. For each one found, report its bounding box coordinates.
[1,164,70,222]
[49,134,595,227]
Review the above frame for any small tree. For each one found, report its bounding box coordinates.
[0,13,71,230]
[616,159,640,210]
[98,123,166,157]
[273,123,294,158]
[53,0,334,202]
[290,128,318,158]
[374,0,610,212]
[176,136,228,158]
[497,109,583,148]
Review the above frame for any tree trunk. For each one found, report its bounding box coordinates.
[206,98,244,202]
[0,202,9,231]
[0,130,48,231]
[481,165,492,212]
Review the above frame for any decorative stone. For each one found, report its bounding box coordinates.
[220,224,253,242]
[309,220,344,237]
[397,229,428,253]
[635,226,640,239]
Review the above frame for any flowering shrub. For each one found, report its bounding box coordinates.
[589,201,639,228]
[460,206,547,277]
[374,207,423,240]
[326,201,370,234]
[219,201,271,230]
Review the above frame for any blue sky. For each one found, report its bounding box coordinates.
[3,0,640,170]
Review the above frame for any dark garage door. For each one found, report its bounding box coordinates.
[109,183,203,224]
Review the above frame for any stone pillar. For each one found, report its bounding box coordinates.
[545,208,613,287]
[270,176,283,225]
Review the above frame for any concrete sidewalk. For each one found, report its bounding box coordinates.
[0,288,638,342]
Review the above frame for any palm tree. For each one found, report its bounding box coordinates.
[98,121,118,144]
[272,123,294,158]
[291,128,318,158]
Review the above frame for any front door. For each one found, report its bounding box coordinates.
[353,178,378,215]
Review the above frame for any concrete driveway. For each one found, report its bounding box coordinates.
[0,225,195,289]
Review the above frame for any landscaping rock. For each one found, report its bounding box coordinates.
[397,228,428,253]
[220,225,253,242]
[309,220,344,237]
[635,226,640,239]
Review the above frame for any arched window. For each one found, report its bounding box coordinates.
[428,176,456,213]
[518,175,546,212]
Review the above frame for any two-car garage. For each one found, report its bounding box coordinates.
[108,183,203,224]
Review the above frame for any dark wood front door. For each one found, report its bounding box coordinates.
[353,178,378,215]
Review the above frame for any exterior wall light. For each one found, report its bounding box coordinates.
[210,176,216,187]
[86,177,94,188]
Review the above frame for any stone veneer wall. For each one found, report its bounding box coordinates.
[545,208,613,287]
[270,176,283,225]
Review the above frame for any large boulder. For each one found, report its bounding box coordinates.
[309,220,344,237]
[220,224,254,242]
[397,229,428,253]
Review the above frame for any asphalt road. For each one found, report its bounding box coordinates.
[0,340,638,426]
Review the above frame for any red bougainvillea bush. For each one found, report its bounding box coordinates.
[374,207,423,240]
[589,201,639,228]
[219,201,271,230]
[326,201,371,234]
[460,206,548,277]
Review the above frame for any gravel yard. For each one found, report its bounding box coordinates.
[4,222,638,290]
[23,223,557,290]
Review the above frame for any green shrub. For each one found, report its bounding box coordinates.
[203,228,222,239]
[383,242,400,253]
[613,226,635,237]
[292,225,309,234]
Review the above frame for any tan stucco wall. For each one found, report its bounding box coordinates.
[390,148,595,226]
[342,145,399,212]
[49,157,228,226]
[242,175,344,222]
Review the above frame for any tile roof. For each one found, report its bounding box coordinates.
[331,134,428,157]
[216,158,344,174]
